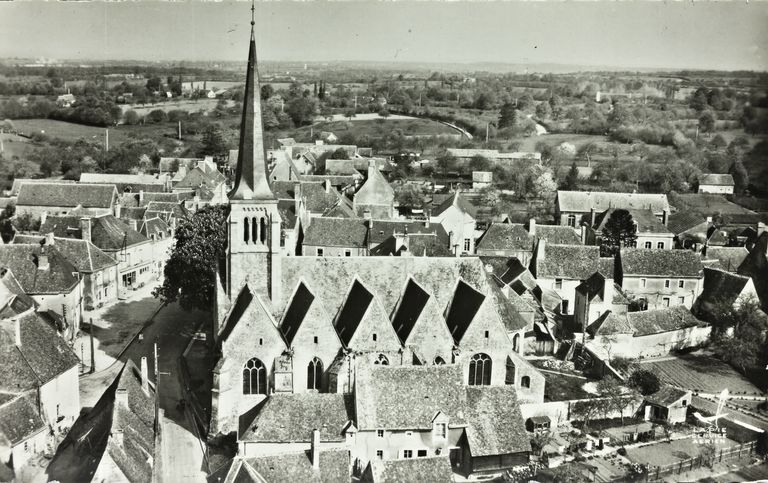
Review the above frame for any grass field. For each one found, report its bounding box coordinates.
[627,437,739,467]
[512,133,611,152]
[122,98,233,116]
[293,117,456,139]
[636,352,762,395]
[0,133,37,159]
[12,118,185,145]
[542,371,598,401]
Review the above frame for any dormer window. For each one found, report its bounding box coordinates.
[435,422,447,439]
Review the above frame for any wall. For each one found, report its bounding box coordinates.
[83,265,119,310]
[635,234,674,250]
[538,277,581,314]
[432,207,475,255]
[352,427,463,468]
[699,185,734,195]
[303,245,367,257]
[32,278,83,337]
[111,240,155,298]
[520,397,642,427]
[39,365,80,428]
[621,276,702,310]
[9,428,48,470]
[475,248,532,267]
[591,326,711,359]
[16,204,112,220]
[240,440,348,458]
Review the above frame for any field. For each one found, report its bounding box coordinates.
[293,117,457,139]
[12,118,185,145]
[512,133,611,152]
[627,437,739,467]
[542,371,598,401]
[636,352,762,395]
[121,98,233,116]
[0,133,37,159]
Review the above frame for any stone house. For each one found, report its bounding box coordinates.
[698,174,735,195]
[642,386,692,424]
[693,268,760,320]
[354,160,395,219]
[573,272,629,333]
[555,190,669,227]
[430,191,478,255]
[16,183,118,219]
[617,248,704,310]
[476,220,581,266]
[667,212,711,250]
[585,208,673,250]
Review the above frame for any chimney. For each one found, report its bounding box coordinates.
[758,222,767,237]
[424,216,430,228]
[537,239,546,260]
[602,274,614,304]
[294,182,302,212]
[529,218,536,237]
[114,201,122,219]
[448,230,456,256]
[129,219,138,231]
[367,159,377,179]
[580,224,587,244]
[141,356,149,396]
[324,179,331,194]
[662,209,669,226]
[80,217,92,243]
[116,387,128,407]
[44,232,54,246]
[311,429,321,470]
[37,248,49,271]
[706,216,713,224]
[363,210,372,227]
[40,211,48,227]
[590,207,596,227]
[13,317,21,347]
[139,190,145,205]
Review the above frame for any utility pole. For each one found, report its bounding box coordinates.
[178,121,182,140]
[154,340,159,431]
[105,129,109,152]
[89,317,95,374]
[485,123,489,143]
[354,95,358,109]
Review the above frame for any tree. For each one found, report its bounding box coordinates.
[377,107,390,118]
[535,101,552,120]
[394,184,424,209]
[564,162,580,190]
[709,296,768,372]
[123,110,140,125]
[146,109,167,124]
[330,148,348,160]
[627,369,660,396]
[729,159,749,194]
[699,111,716,134]
[0,203,15,243]
[13,213,40,233]
[145,76,162,93]
[285,96,317,126]
[199,125,228,158]
[498,102,517,129]
[344,108,356,121]
[260,84,274,101]
[153,205,229,311]
[597,377,635,425]
[435,151,455,177]
[570,398,602,435]
[468,155,492,172]
[600,209,637,256]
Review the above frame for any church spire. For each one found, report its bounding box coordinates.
[229,1,273,201]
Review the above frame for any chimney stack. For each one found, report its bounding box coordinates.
[139,190,145,205]
[294,182,302,213]
[44,232,54,246]
[311,428,321,470]
[80,217,92,243]
[590,207,596,227]
[40,211,48,227]
[141,357,149,396]
[580,224,587,244]
[529,218,537,237]
[116,387,128,407]
[367,159,377,179]
[324,179,331,194]
[129,219,138,231]
[114,201,122,219]
[13,317,21,347]
[662,209,669,226]
[37,248,49,271]
[537,239,546,260]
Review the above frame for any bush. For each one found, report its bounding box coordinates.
[628,369,661,395]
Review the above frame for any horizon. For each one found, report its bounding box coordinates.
[0,1,766,72]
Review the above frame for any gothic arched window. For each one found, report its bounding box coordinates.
[260,217,267,243]
[252,217,258,244]
[373,354,389,365]
[243,218,250,243]
[307,357,323,391]
[243,358,267,395]
[468,353,492,386]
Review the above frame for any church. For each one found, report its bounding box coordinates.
[209,14,546,471]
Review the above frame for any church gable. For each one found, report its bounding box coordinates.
[444,279,487,345]
[221,287,287,360]
[392,278,454,363]
[337,279,401,354]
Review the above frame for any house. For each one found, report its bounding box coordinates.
[529,242,614,315]
[585,208,673,250]
[701,246,749,273]
[0,278,80,471]
[737,232,768,311]
[698,174,735,194]
[573,272,629,333]
[667,212,711,250]
[472,171,492,190]
[670,193,755,218]
[362,456,453,483]
[56,93,75,107]
[430,191,478,255]
[49,359,156,483]
[555,191,670,228]
[80,172,168,194]
[209,24,545,446]
[269,150,305,182]
[0,245,84,338]
[586,306,710,359]
[16,183,118,219]
[617,248,704,310]
[447,148,541,166]
[320,131,339,143]
[13,233,119,310]
[158,156,206,176]
[476,220,581,266]
[8,178,75,198]
[40,214,155,299]
[642,386,692,424]
[354,160,395,219]
[325,159,364,177]
[693,268,760,321]
[302,217,370,256]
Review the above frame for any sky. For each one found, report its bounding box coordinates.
[0,1,766,71]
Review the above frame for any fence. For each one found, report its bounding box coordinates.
[638,441,756,482]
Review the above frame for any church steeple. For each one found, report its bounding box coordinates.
[229,4,273,201]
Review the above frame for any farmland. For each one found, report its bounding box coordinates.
[11,118,184,145]
[292,116,458,139]
[120,98,234,116]
[0,133,36,159]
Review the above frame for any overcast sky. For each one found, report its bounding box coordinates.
[0,1,766,71]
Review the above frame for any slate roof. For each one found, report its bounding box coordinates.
[557,190,670,214]
[12,235,117,273]
[17,183,116,209]
[0,244,80,294]
[10,178,74,197]
[0,394,46,445]
[303,175,360,187]
[587,310,634,336]
[477,224,532,251]
[702,246,748,273]
[535,244,610,280]
[536,225,582,245]
[355,364,467,430]
[272,181,347,214]
[627,306,706,336]
[139,217,172,240]
[366,457,453,483]
[355,163,395,207]
[303,217,369,248]
[619,248,703,278]
[667,211,709,236]
[236,449,350,483]
[696,268,752,310]
[670,193,754,216]
[0,269,35,319]
[699,174,735,186]
[240,393,355,443]
[325,159,362,176]
[594,208,671,235]
[174,166,224,191]
[40,214,149,251]
[145,200,188,220]
[432,191,478,218]
[367,220,449,246]
[119,191,190,208]
[645,386,690,407]
[737,233,768,310]
[464,386,531,456]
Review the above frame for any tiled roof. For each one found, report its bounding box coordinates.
[594,208,671,235]
[464,386,531,456]
[119,191,191,208]
[699,174,735,186]
[239,449,350,483]
[0,269,35,319]
[432,191,477,218]
[303,217,369,248]
[240,393,355,443]
[397,233,452,257]
[12,235,117,273]
[355,364,467,430]
[557,190,669,214]
[273,181,347,214]
[477,224,532,251]
[702,247,748,273]
[41,214,149,251]
[145,200,188,220]
[303,174,360,186]
[696,268,752,310]
[139,217,171,239]
[173,167,223,190]
[367,457,453,483]
[367,220,449,246]
[17,183,116,209]
[355,164,394,206]
[587,311,634,336]
[10,178,74,197]
[0,394,46,445]
[619,248,703,277]
[667,212,709,236]
[325,159,362,176]
[536,225,582,245]
[80,173,166,192]
[0,244,80,294]
[669,193,754,216]
[535,244,609,280]
[645,385,690,407]
[627,306,706,336]
[737,233,768,310]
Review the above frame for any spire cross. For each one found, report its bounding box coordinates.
[250,0,255,26]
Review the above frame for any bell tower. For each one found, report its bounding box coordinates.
[227,5,282,305]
